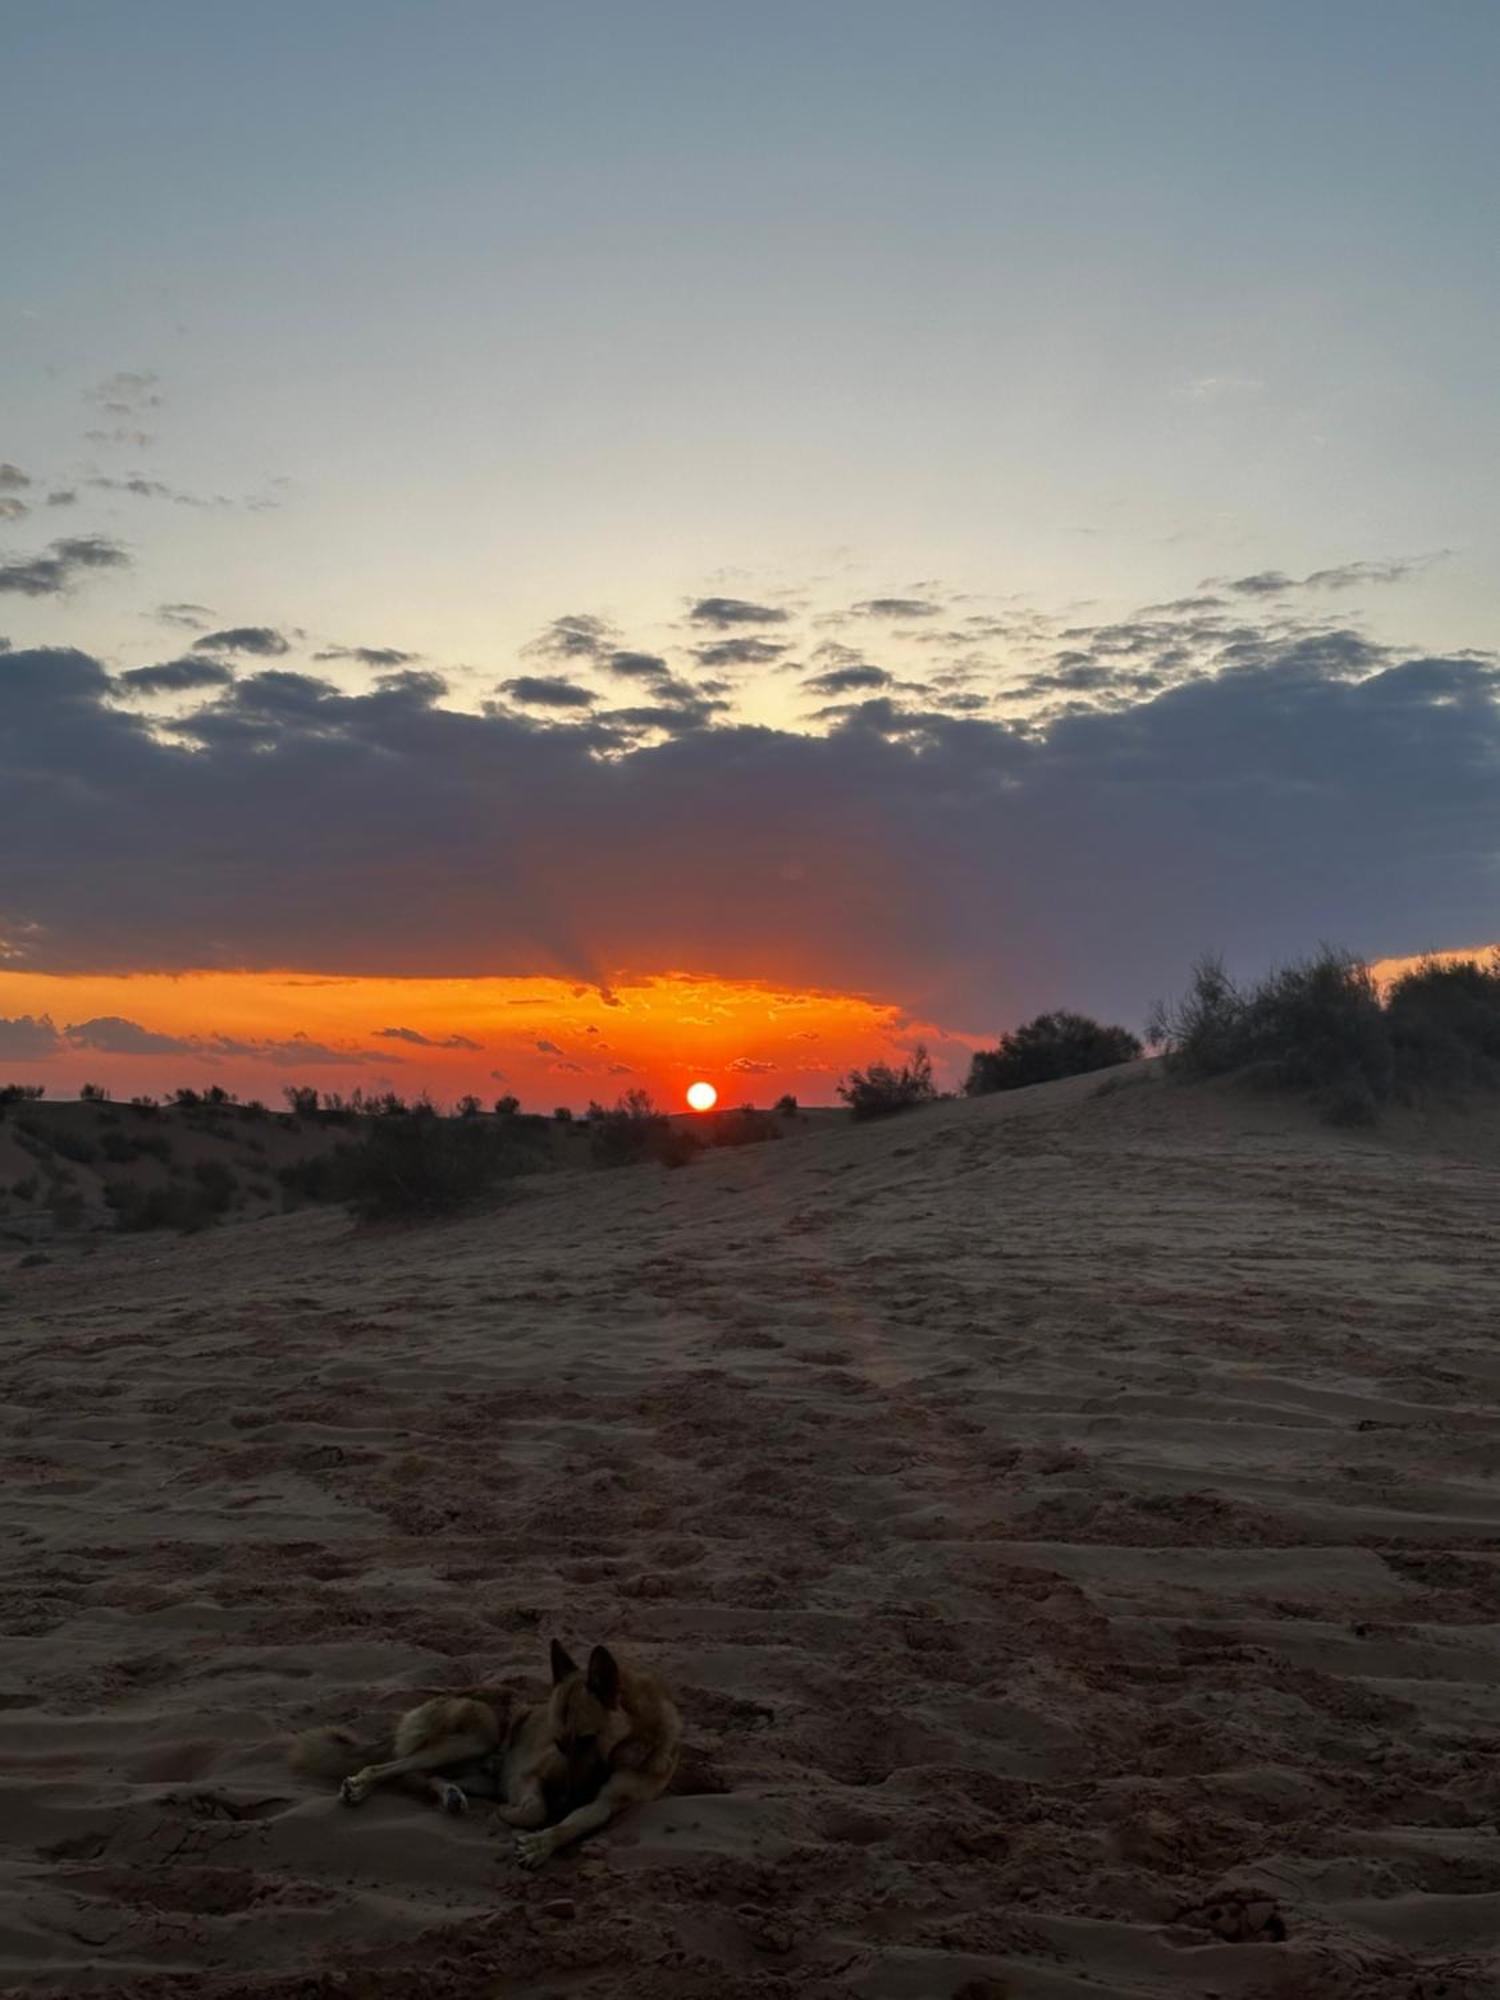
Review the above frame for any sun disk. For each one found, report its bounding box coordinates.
[686,1080,718,1112]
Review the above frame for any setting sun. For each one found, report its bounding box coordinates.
[686,1080,718,1112]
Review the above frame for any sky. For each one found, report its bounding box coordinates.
[2,2,1498,1107]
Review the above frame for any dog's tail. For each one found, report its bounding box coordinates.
[287,1725,392,1786]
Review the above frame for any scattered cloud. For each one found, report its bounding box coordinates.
[0,1013,62,1058]
[375,1025,483,1050]
[525,613,614,661]
[0,534,130,597]
[0,464,31,493]
[499,675,598,709]
[154,602,214,631]
[313,645,419,668]
[0,499,28,523]
[87,370,163,417]
[850,597,940,619]
[688,597,789,629]
[191,626,290,656]
[727,1056,775,1073]
[65,1015,194,1055]
[117,656,236,696]
[804,664,894,696]
[692,637,790,669]
[46,490,77,508]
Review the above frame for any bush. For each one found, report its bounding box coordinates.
[107,1179,222,1234]
[79,1081,110,1102]
[589,1090,700,1169]
[0,1083,45,1110]
[192,1159,239,1214]
[1151,948,1393,1123]
[283,1085,320,1118]
[838,1044,937,1122]
[494,1094,521,1117]
[339,1109,546,1220]
[1386,954,1500,1095]
[967,1011,1142,1095]
[774,1093,798,1116]
[553,1105,573,1123]
[48,1126,99,1166]
[707,1105,782,1148]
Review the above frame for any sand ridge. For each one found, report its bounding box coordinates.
[3,1066,1500,1996]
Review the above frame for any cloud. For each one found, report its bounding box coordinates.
[6,598,1500,1039]
[313,645,419,668]
[375,1025,483,1050]
[535,1039,564,1055]
[117,656,237,696]
[1220,554,1445,599]
[155,602,214,631]
[804,664,894,696]
[525,613,614,661]
[0,499,27,523]
[727,1056,775,1073]
[605,650,672,681]
[0,464,31,493]
[692,637,790,669]
[65,1015,193,1055]
[688,597,789,629]
[0,535,130,597]
[1183,373,1264,401]
[499,675,598,709]
[87,370,163,416]
[850,598,940,619]
[46,490,77,508]
[0,1013,61,1058]
[191,626,290,657]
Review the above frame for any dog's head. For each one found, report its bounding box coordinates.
[547,1639,619,1782]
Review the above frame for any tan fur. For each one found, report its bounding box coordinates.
[287,1644,678,1860]
[512,1640,681,1870]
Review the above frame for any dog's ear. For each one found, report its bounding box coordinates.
[550,1639,579,1684]
[586,1644,620,1708]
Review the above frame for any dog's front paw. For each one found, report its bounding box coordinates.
[436,1781,468,1816]
[339,1774,369,1807]
[514,1829,552,1870]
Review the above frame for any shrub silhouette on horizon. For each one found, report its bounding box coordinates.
[838,1044,936,1121]
[966,1011,1142,1096]
[1150,947,1392,1124]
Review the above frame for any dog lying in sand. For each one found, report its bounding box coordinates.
[290,1639,680,1869]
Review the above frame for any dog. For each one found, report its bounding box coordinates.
[511,1638,681,1869]
[288,1639,679,1867]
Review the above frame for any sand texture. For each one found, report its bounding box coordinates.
[4,1066,1500,1997]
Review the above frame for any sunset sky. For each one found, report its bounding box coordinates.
[3,3,1498,1106]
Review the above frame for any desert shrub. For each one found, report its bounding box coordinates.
[106,1179,220,1233]
[48,1126,99,1166]
[337,1109,546,1220]
[240,1098,268,1120]
[457,1094,483,1118]
[192,1159,239,1213]
[774,1093,798,1115]
[133,1132,173,1164]
[129,1096,160,1115]
[79,1081,110,1102]
[494,1094,521,1117]
[553,1105,573,1123]
[838,1044,936,1122]
[967,1011,1142,1095]
[707,1105,783,1148]
[172,1087,203,1109]
[1152,948,1393,1123]
[589,1090,699,1169]
[1386,954,1500,1095]
[0,1083,45,1106]
[283,1085,320,1118]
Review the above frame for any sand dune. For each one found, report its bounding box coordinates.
[4,1065,1500,1996]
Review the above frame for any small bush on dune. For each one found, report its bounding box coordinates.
[1152,947,1392,1123]
[1386,953,1500,1094]
[838,1044,936,1122]
[341,1109,546,1219]
[966,1011,1142,1096]
[706,1104,782,1148]
[589,1090,700,1169]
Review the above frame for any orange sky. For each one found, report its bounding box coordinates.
[0,968,975,1111]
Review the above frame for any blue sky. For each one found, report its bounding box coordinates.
[4,1,1496,686]
[2,3,1499,1063]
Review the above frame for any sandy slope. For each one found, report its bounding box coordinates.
[4,1066,1500,1998]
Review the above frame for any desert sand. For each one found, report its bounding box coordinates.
[4,1064,1500,1998]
